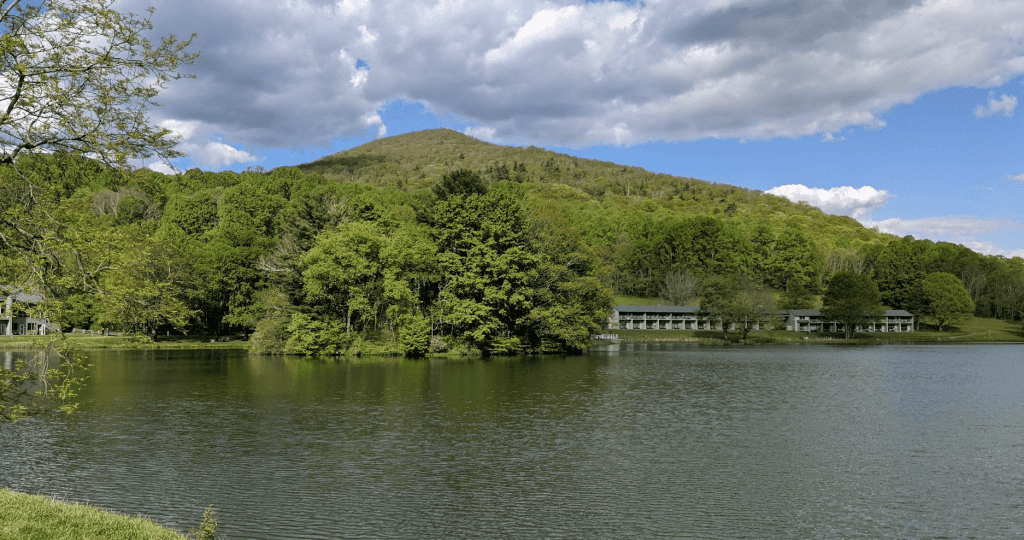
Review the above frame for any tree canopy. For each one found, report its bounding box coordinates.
[0,0,197,167]
[0,0,196,421]
[920,272,974,331]
[822,271,884,339]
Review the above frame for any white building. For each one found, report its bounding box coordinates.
[608,306,914,333]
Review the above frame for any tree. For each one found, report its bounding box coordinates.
[822,271,884,339]
[0,338,87,422]
[428,182,537,355]
[765,227,820,291]
[920,272,974,331]
[779,276,815,309]
[0,1,196,420]
[0,0,197,167]
[733,275,777,340]
[659,270,701,306]
[699,274,775,341]
[699,274,740,340]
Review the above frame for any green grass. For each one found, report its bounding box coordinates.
[0,490,185,540]
[612,295,666,306]
[0,334,249,350]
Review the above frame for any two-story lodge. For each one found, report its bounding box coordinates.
[609,305,914,333]
[1,287,53,336]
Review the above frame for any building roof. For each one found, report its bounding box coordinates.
[0,286,43,304]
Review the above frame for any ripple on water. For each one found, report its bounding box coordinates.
[1,345,1023,539]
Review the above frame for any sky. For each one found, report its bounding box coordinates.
[118,0,1024,258]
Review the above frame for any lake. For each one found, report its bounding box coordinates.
[2,344,1022,539]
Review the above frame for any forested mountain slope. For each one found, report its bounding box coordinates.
[2,131,1020,357]
[292,129,1022,322]
[297,129,884,254]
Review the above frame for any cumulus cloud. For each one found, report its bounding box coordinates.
[860,216,1018,237]
[974,93,1017,118]
[147,162,177,175]
[766,184,890,219]
[183,141,261,169]
[1009,174,1024,184]
[766,183,1024,256]
[957,240,1024,259]
[159,119,261,169]
[464,126,498,142]
[859,216,1024,258]
[117,0,1024,148]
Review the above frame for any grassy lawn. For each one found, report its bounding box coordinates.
[608,316,1023,344]
[612,295,666,306]
[0,490,185,540]
[0,334,249,350]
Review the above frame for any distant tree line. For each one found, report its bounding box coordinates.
[2,152,1020,356]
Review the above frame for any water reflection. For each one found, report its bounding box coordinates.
[1,345,1022,539]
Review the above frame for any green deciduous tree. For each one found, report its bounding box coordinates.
[699,274,741,340]
[0,339,87,422]
[779,276,815,309]
[699,274,775,340]
[0,0,196,167]
[920,272,974,331]
[822,271,884,339]
[659,269,701,306]
[429,180,538,354]
[766,227,820,292]
[0,0,195,419]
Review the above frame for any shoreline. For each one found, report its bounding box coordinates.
[0,489,186,539]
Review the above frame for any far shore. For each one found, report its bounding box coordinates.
[0,315,1019,353]
[602,315,1024,345]
[0,333,249,351]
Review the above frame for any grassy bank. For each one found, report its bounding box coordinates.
[607,316,1024,345]
[0,334,249,350]
[0,490,185,540]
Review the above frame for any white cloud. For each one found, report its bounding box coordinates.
[766,184,890,219]
[857,216,1024,258]
[182,141,261,169]
[159,119,261,169]
[1009,174,1024,184]
[766,183,1024,256]
[957,240,1024,259]
[464,126,497,142]
[120,0,1024,148]
[160,119,201,141]
[974,93,1017,118]
[147,162,177,175]
[860,216,1017,237]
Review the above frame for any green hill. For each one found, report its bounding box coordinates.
[293,129,889,254]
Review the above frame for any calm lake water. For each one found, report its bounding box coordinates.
[2,344,1023,539]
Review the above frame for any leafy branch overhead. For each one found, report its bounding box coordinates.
[0,0,197,167]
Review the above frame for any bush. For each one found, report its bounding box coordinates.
[284,313,350,355]
[399,314,431,357]
[248,316,289,354]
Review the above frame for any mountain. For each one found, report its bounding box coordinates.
[291,128,890,253]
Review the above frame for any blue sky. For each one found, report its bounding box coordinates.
[121,0,1024,257]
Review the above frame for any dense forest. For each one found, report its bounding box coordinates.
[3,129,1022,356]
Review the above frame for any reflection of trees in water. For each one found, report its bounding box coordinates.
[1,345,86,422]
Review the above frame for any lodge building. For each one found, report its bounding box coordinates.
[608,305,914,333]
[1,287,52,336]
